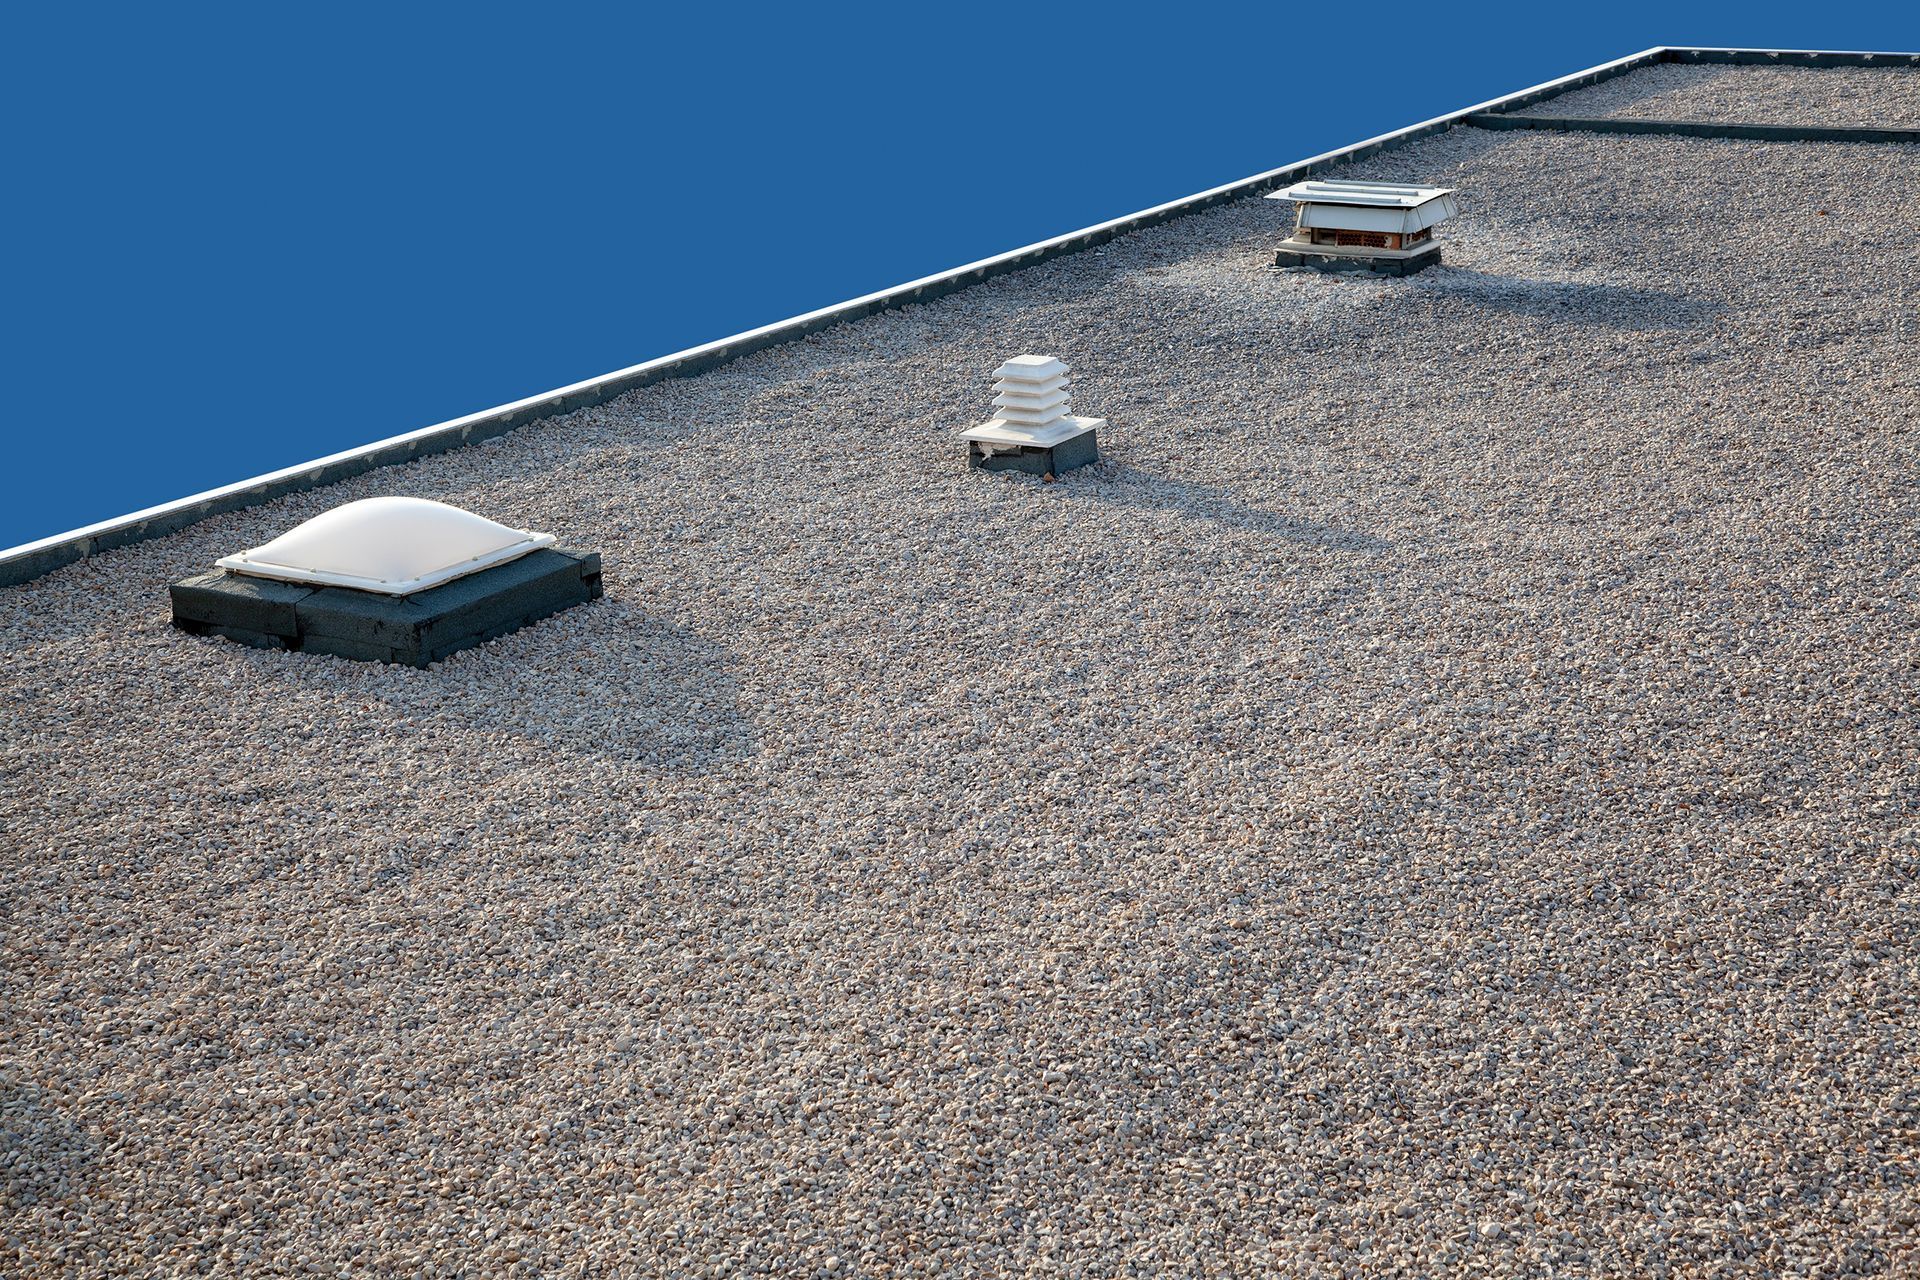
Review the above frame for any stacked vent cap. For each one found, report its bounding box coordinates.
[990,355,1073,437]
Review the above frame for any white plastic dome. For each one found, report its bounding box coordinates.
[216,497,556,595]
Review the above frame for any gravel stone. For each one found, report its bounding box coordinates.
[3,117,1919,1277]
[1546,62,1920,127]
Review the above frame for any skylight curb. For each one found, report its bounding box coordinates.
[3,45,1910,589]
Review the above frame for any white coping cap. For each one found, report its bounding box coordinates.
[216,496,556,595]
[994,354,1069,384]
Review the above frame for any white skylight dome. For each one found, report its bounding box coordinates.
[216,496,555,595]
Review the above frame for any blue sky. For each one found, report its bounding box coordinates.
[3,2,1916,549]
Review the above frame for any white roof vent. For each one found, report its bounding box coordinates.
[955,353,1105,476]
[216,496,555,595]
[1265,179,1459,235]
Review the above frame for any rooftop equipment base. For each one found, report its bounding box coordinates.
[171,547,602,667]
[960,418,1102,477]
[1273,241,1442,277]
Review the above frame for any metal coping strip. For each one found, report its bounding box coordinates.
[3,44,1912,588]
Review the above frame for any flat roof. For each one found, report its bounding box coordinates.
[5,52,1920,1276]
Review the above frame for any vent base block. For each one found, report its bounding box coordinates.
[170,547,603,668]
[964,427,1100,477]
[1273,241,1442,277]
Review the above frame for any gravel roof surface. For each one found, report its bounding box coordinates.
[1546,62,1920,127]
[4,115,1920,1278]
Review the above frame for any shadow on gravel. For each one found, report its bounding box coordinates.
[1417,269,1724,331]
[1083,467,1393,552]
[394,600,754,771]
[251,598,754,773]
